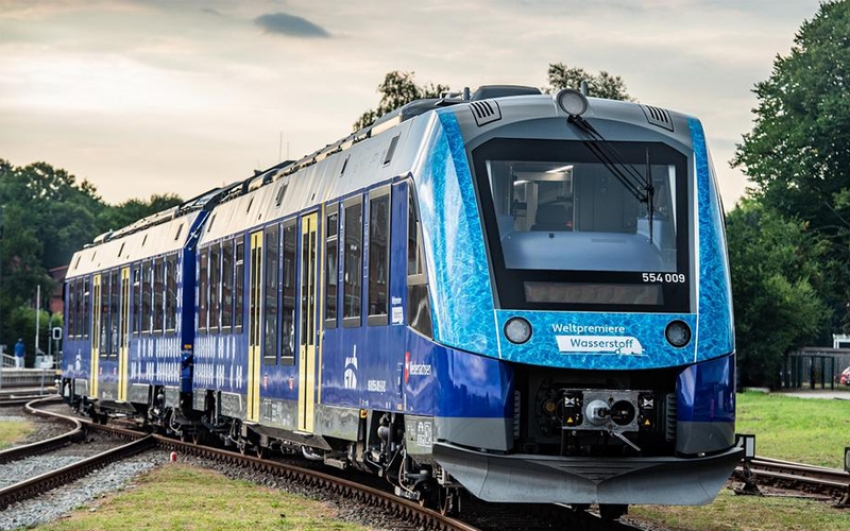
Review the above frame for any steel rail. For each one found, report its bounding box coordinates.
[22,399,482,531]
[0,397,82,464]
[735,456,850,496]
[0,434,155,510]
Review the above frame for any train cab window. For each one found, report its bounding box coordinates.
[83,277,90,339]
[280,222,296,365]
[368,189,390,325]
[165,254,177,332]
[407,187,432,337]
[221,240,234,332]
[141,260,152,334]
[324,206,339,328]
[234,239,244,331]
[153,258,164,334]
[263,224,281,365]
[209,244,221,332]
[199,250,208,332]
[342,198,363,327]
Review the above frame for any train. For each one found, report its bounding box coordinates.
[62,85,743,518]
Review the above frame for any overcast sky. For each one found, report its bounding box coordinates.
[0,0,822,208]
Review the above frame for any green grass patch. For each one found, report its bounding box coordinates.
[736,392,850,468]
[32,464,372,531]
[0,419,34,449]
[631,489,850,531]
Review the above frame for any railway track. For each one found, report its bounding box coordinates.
[11,397,652,531]
[735,456,850,498]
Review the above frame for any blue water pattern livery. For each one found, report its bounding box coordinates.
[689,118,734,360]
[413,110,497,355]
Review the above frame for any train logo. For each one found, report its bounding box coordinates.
[343,346,358,390]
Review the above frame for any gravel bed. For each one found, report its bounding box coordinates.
[0,450,168,531]
[0,436,133,488]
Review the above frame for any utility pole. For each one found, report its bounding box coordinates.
[35,284,41,365]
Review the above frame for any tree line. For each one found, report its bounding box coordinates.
[0,159,182,359]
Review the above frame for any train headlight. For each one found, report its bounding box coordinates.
[555,88,589,117]
[504,317,532,344]
[665,320,692,348]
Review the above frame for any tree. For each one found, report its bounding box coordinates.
[99,194,184,232]
[354,71,449,130]
[726,200,831,388]
[732,0,850,329]
[546,62,633,101]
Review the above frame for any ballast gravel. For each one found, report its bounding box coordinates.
[0,451,169,531]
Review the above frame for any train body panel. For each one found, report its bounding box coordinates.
[63,87,741,509]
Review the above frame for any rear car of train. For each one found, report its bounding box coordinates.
[406,89,742,506]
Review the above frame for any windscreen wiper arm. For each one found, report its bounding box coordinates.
[566,115,656,242]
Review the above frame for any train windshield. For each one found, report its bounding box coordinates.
[472,138,690,312]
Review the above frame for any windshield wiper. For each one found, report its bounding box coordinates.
[566,115,656,243]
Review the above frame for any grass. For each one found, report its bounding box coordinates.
[631,489,850,531]
[31,464,372,531]
[735,391,850,468]
[0,419,34,449]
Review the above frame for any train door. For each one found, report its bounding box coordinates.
[118,267,130,402]
[247,231,263,422]
[298,213,319,432]
[90,274,102,398]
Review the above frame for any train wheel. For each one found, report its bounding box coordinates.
[438,487,460,517]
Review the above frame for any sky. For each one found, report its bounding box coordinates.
[0,0,823,209]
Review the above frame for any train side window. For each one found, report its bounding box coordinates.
[209,243,221,333]
[100,272,108,356]
[111,270,120,356]
[132,266,140,336]
[368,188,390,325]
[407,187,432,337]
[141,260,152,334]
[104,270,115,357]
[342,197,363,327]
[280,222,296,365]
[234,239,244,331]
[153,258,164,334]
[199,249,208,333]
[66,282,75,339]
[221,239,233,332]
[83,277,90,339]
[324,205,339,329]
[263,224,281,365]
[78,279,85,338]
[165,254,178,333]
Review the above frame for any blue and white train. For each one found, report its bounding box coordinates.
[63,85,742,516]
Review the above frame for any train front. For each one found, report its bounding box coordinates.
[411,89,742,507]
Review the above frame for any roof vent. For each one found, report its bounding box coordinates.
[470,100,502,127]
[641,105,674,132]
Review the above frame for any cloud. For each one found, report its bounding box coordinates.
[201,7,222,16]
[254,12,330,38]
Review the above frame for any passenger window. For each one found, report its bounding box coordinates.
[142,261,152,335]
[165,255,178,332]
[264,224,281,365]
[67,282,76,339]
[221,240,234,332]
[407,187,432,337]
[368,190,390,325]
[343,199,363,326]
[83,278,90,339]
[280,223,296,365]
[153,258,164,334]
[132,266,140,336]
[324,206,339,328]
[109,270,119,356]
[198,250,208,332]
[234,239,244,330]
[209,244,221,332]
